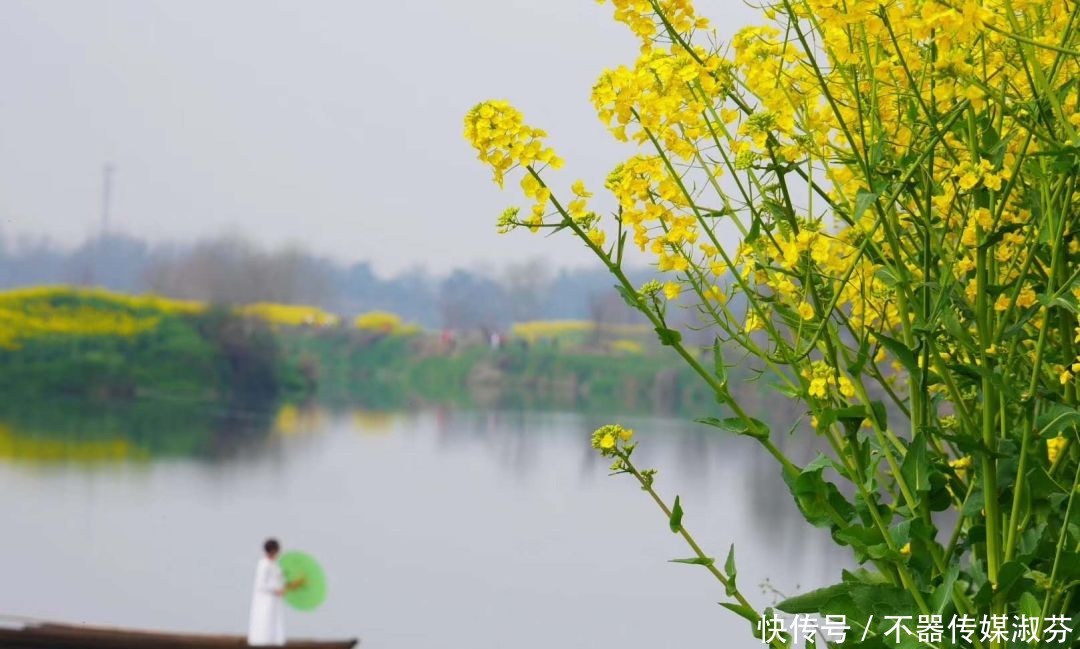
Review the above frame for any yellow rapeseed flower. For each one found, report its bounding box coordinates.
[571,179,593,198]
[587,228,607,248]
[1048,435,1067,464]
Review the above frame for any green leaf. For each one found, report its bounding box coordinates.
[942,309,978,354]
[669,556,713,565]
[723,544,737,597]
[1051,294,1078,315]
[696,416,770,440]
[928,471,952,512]
[746,216,762,244]
[821,402,887,434]
[1054,551,1080,582]
[1036,404,1080,438]
[718,601,757,622]
[696,416,767,439]
[972,560,1033,607]
[869,401,888,430]
[833,525,901,562]
[712,338,727,389]
[776,582,852,613]
[784,455,856,529]
[848,336,871,375]
[669,495,683,533]
[778,579,915,626]
[614,284,639,309]
[1002,306,1039,340]
[900,433,932,495]
[930,564,959,615]
[655,326,682,346]
[978,222,1025,251]
[871,332,919,377]
[854,189,878,221]
[1019,591,1041,620]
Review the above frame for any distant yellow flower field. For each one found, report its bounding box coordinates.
[353,311,420,335]
[0,286,429,348]
[510,320,649,344]
[237,302,341,328]
[0,285,205,349]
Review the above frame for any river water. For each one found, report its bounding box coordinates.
[0,406,849,649]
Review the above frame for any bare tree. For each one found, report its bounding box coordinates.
[143,235,334,307]
[501,258,552,323]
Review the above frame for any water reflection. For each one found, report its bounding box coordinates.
[0,398,846,570]
[0,398,278,463]
[418,407,847,573]
[0,399,851,649]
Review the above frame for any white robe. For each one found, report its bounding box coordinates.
[248,557,286,646]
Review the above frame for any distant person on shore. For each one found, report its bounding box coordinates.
[248,538,303,646]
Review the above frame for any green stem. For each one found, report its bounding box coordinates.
[618,449,789,649]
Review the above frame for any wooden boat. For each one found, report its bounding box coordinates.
[0,622,358,649]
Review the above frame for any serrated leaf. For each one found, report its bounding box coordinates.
[783,456,856,529]
[833,525,901,563]
[655,326,682,346]
[614,284,639,309]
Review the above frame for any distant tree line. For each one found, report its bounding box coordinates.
[0,231,656,330]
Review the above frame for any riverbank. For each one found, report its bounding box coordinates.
[0,286,713,413]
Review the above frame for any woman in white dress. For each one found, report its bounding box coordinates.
[248,538,302,646]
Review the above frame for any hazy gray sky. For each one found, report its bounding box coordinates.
[0,1,760,275]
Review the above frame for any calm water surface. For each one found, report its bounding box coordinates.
[1,407,849,649]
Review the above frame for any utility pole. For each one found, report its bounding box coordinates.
[101,163,114,235]
[85,163,114,286]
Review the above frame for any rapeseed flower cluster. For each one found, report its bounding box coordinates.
[465,100,567,232]
[468,0,1079,420]
[590,423,634,455]
[467,3,1080,640]
[468,0,1080,639]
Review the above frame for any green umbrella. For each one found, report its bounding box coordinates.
[279,551,327,611]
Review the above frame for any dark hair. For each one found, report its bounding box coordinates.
[263,538,280,555]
